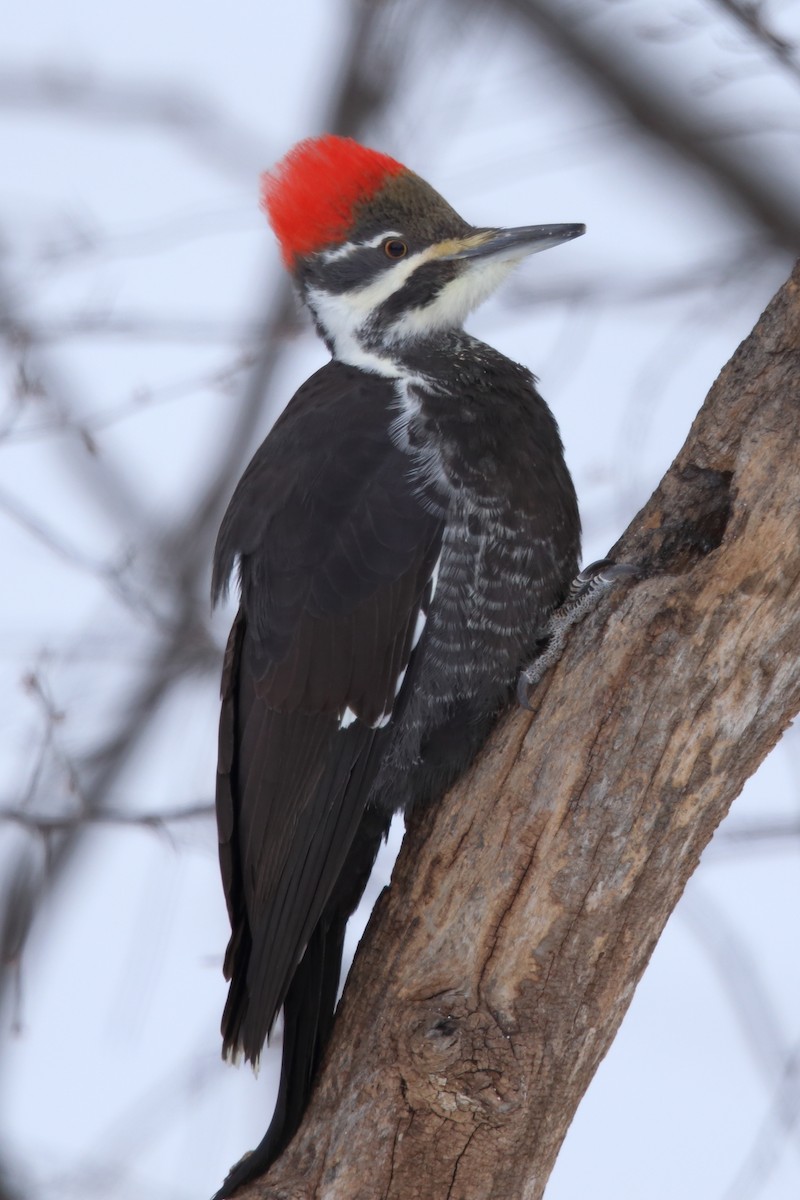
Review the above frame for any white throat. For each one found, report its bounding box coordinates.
[305,242,522,376]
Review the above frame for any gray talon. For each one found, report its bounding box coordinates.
[517,559,637,707]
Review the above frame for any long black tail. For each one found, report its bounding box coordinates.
[213,806,387,1199]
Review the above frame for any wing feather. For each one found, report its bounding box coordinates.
[215,361,443,1062]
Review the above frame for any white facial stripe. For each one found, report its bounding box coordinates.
[308,238,528,365]
[307,245,430,374]
[307,242,439,366]
[312,245,427,317]
[386,256,516,342]
[319,231,402,263]
[320,241,358,264]
[306,285,402,377]
[363,230,402,248]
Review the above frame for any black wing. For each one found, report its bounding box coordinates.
[214,361,443,1064]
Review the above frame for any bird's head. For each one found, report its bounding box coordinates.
[262,135,584,373]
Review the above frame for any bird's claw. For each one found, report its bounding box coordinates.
[516,663,541,711]
[516,558,637,709]
[569,558,638,597]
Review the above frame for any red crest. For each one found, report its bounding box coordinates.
[261,135,406,266]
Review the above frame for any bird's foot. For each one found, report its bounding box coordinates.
[517,559,637,710]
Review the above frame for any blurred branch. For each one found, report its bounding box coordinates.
[0,261,154,534]
[0,485,163,619]
[492,0,800,251]
[682,889,797,1118]
[712,0,800,88]
[0,853,38,1036]
[0,799,214,836]
[0,65,265,180]
[713,817,800,850]
[0,1169,24,1200]
[0,309,280,345]
[33,205,255,270]
[722,1043,800,1200]
[1,356,252,444]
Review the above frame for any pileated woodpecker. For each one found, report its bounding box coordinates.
[212,135,584,1196]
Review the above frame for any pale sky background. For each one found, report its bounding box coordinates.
[1,2,799,1198]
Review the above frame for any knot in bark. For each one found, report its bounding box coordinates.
[399,995,523,1126]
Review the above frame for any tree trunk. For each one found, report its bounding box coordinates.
[240,262,800,1199]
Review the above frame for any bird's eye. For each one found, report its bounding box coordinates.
[383,238,408,259]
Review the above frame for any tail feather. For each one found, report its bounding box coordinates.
[213,805,387,1199]
[213,914,346,1198]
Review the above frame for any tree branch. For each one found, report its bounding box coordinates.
[240,261,800,1198]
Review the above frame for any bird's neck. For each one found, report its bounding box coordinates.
[306,284,483,381]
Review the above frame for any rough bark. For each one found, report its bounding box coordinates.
[240,262,800,1199]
